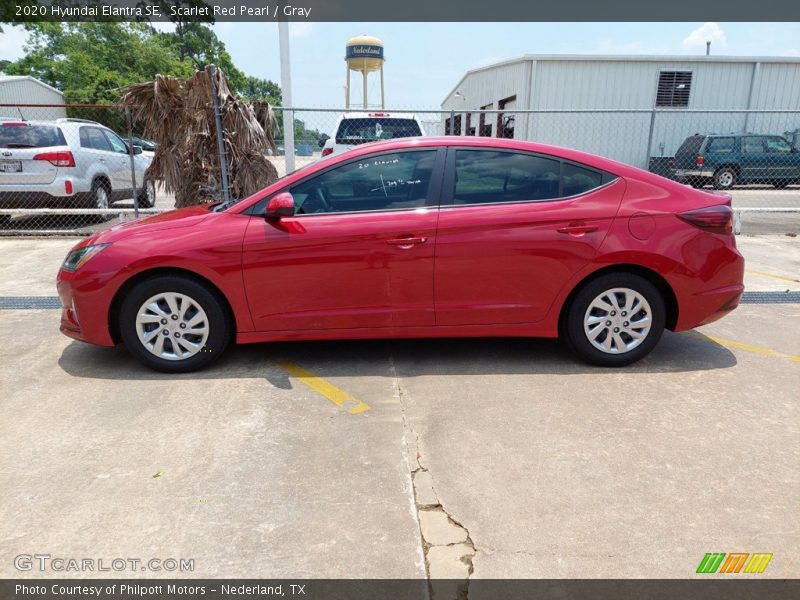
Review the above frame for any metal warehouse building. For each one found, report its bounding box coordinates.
[441,55,800,167]
[0,75,66,120]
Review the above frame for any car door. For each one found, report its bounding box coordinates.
[434,148,624,326]
[101,128,134,192]
[740,136,767,181]
[241,148,444,331]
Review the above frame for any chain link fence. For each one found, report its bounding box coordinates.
[2,104,799,235]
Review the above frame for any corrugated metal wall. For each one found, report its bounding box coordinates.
[0,80,66,120]
[441,58,800,167]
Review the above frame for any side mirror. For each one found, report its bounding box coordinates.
[132,145,143,155]
[265,192,295,219]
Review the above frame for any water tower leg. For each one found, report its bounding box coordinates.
[363,62,368,108]
[380,67,385,109]
[346,68,350,109]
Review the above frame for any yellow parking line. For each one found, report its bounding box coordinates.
[684,331,800,362]
[276,359,371,414]
[745,268,800,284]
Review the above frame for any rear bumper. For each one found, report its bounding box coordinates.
[672,242,745,331]
[674,169,714,179]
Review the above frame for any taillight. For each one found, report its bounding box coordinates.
[321,147,333,157]
[33,151,75,167]
[678,205,733,234]
[695,155,705,166]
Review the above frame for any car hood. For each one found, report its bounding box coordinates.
[91,204,214,244]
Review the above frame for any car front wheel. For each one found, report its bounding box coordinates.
[119,275,230,372]
[564,273,665,367]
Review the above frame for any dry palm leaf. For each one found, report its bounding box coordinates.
[120,66,279,207]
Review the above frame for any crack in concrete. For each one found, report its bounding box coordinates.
[389,346,476,600]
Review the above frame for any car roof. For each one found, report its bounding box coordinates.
[338,112,419,120]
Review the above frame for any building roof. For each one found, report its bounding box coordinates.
[0,75,64,97]
[444,53,800,104]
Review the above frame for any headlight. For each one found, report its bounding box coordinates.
[62,243,111,272]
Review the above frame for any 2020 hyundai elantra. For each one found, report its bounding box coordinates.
[57,137,744,372]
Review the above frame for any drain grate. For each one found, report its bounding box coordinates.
[1,291,799,311]
[739,291,800,304]
[0,296,63,309]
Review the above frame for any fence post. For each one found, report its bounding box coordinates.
[208,65,232,205]
[645,109,657,169]
[279,21,296,174]
[125,107,139,219]
[449,109,455,135]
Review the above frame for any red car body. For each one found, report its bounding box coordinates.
[57,137,744,365]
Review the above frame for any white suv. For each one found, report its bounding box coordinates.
[0,118,155,209]
[321,112,425,158]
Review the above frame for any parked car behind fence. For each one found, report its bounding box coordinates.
[0,118,155,209]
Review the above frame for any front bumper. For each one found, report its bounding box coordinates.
[56,271,116,346]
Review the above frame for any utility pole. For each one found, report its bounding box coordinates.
[279,20,295,173]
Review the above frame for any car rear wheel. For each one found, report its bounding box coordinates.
[564,273,665,367]
[119,275,230,372]
[90,180,111,210]
[137,179,156,208]
[713,167,737,190]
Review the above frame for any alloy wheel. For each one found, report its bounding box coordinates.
[583,287,652,354]
[135,292,209,361]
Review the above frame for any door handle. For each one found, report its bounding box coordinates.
[557,223,598,236]
[387,236,428,249]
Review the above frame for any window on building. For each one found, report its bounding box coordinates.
[656,71,692,107]
[496,96,517,138]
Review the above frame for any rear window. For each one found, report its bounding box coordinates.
[0,124,66,148]
[335,118,422,144]
[676,135,705,156]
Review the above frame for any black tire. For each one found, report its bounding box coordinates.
[89,179,111,209]
[563,273,666,367]
[119,275,230,373]
[713,167,737,190]
[137,179,156,208]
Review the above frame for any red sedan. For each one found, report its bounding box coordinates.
[57,137,744,372]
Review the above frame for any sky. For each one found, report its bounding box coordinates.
[2,21,800,108]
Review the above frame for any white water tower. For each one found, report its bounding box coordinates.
[345,35,385,109]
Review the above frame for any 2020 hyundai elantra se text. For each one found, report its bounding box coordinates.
[57,137,744,372]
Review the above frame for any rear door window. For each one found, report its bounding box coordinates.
[742,137,766,154]
[451,150,561,204]
[0,124,65,148]
[80,127,112,152]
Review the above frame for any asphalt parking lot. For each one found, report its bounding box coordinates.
[0,235,798,584]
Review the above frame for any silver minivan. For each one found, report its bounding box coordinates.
[0,118,155,208]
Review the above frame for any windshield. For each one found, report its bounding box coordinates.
[335,118,422,144]
[0,124,66,148]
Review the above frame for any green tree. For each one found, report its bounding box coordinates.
[6,22,192,104]
[238,75,282,105]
